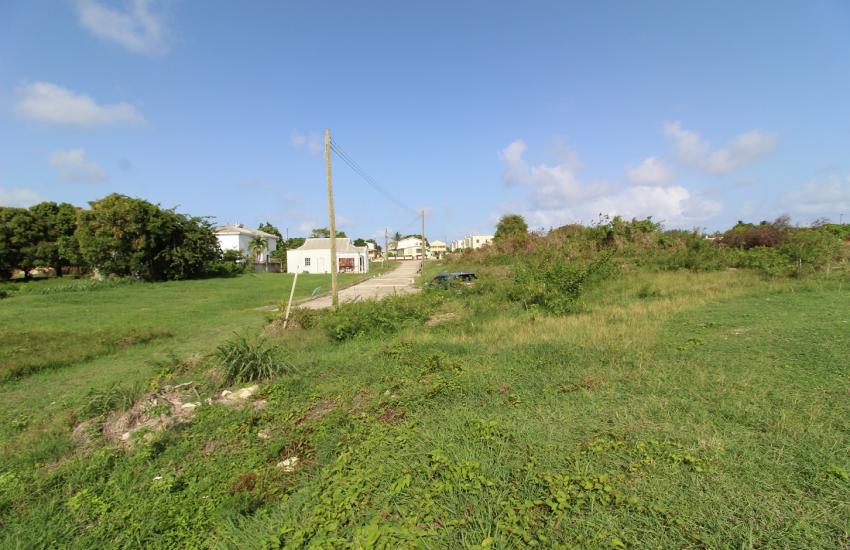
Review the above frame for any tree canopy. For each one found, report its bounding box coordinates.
[495,214,529,245]
[76,194,221,281]
[257,222,282,240]
[310,227,347,238]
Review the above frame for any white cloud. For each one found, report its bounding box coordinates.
[0,187,43,208]
[701,130,777,175]
[663,121,776,175]
[15,82,144,127]
[75,0,169,55]
[663,121,711,165]
[49,149,109,183]
[500,139,607,206]
[626,156,673,185]
[500,139,721,229]
[291,131,322,155]
[784,174,850,215]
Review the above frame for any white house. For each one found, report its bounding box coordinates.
[215,224,278,262]
[286,238,369,274]
[396,237,426,258]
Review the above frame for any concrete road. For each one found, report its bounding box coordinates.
[297,260,422,309]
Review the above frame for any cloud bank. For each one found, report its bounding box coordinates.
[15,82,144,127]
[500,140,720,228]
[663,121,776,175]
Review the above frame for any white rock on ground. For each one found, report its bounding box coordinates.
[277,457,299,472]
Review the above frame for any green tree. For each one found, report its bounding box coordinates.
[76,194,221,281]
[257,222,282,240]
[494,214,529,246]
[353,238,367,247]
[0,207,40,280]
[311,227,346,238]
[28,201,80,276]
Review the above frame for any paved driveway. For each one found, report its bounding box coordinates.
[297,260,421,309]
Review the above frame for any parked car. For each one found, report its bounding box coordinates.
[429,271,477,288]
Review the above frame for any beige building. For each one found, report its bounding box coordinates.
[451,235,494,251]
[429,240,447,258]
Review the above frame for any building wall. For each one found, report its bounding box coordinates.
[286,249,369,274]
[216,233,278,262]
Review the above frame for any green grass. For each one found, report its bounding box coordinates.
[1,267,848,548]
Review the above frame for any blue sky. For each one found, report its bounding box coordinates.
[2,1,850,241]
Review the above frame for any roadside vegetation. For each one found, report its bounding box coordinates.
[1,214,848,548]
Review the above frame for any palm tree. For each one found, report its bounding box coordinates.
[248,236,268,270]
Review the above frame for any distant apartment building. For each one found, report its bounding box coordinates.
[450,235,494,252]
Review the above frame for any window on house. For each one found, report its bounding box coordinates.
[305,257,311,266]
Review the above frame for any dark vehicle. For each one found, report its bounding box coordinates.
[430,271,477,288]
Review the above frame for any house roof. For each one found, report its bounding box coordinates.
[295,237,366,253]
[214,224,279,240]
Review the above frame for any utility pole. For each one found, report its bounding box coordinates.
[325,128,338,307]
[420,209,426,262]
[384,227,389,262]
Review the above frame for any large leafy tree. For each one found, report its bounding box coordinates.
[494,214,529,245]
[28,201,80,276]
[0,207,40,280]
[76,194,221,281]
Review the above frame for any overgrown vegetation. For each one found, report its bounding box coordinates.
[1,216,848,548]
[321,293,440,341]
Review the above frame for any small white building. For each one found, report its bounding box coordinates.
[286,238,369,274]
[215,224,278,262]
[395,237,427,258]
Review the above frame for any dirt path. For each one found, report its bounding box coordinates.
[297,260,421,309]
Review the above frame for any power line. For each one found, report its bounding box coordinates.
[329,138,419,216]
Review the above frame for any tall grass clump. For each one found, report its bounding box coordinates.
[78,382,145,418]
[215,336,290,384]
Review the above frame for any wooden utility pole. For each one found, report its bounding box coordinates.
[420,209,426,261]
[384,227,389,262]
[282,272,299,329]
[325,128,338,307]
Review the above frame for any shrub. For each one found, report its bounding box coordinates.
[215,336,291,384]
[285,307,320,329]
[637,284,662,299]
[721,216,791,249]
[322,294,437,342]
[209,249,247,277]
[507,253,613,314]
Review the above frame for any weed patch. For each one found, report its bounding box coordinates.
[215,336,293,385]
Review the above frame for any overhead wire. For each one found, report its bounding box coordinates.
[329,138,419,217]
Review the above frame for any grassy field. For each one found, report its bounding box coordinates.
[0,268,387,455]
[1,265,848,548]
